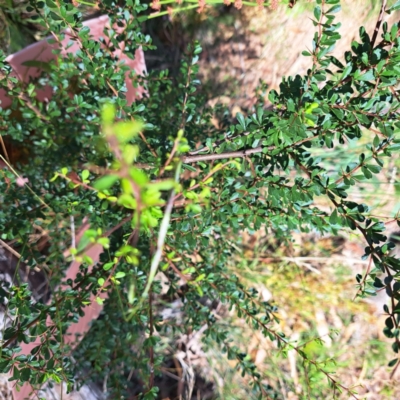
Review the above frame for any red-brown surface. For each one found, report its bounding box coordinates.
[0,15,146,399]
[12,223,105,399]
[0,15,146,108]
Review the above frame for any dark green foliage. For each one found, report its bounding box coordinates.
[0,0,399,398]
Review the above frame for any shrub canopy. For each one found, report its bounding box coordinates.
[0,0,400,398]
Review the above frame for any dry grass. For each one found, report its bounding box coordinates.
[201,229,400,399]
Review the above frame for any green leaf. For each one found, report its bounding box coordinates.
[387,1,400,13]
[78,25,90,38]
[101,103,116,125]
[236,113,246,129]
[182,164,198,172]
[113,121,143,144]
[122,144,139,164]
[118,194,137,209]
[148,179,175,191]
[21,60,53,72]
[81,170,90,181]
[10,367,20,381]
[357,69,375,81]
[129,167,148,186]
[96,297,104,305]
[102,103,116,124]
[314,6,322,21]
[329,209,338,225]
[388,358,399,367]
[326,4,341,13]
[195,273,206,282]
[19,368,31,382]
[93,175,119,191]
[366,164,381,174]
[361,166,372,179]
[340,63,352,80]
[103,262,114,271]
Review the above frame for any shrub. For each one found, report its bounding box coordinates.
[0,0,400,398]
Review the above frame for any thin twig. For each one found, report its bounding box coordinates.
[148,291,154,390]
[70,215,76,261]
[0,155,51,210]
[183,146,270,163]
[142,161,182,297]
[259,256,369,265]
[139,131,158,158]
[0,240,21,259]
[183,134,319,164]
[0,239,43,273]
[371,0,387,50]
[390,358,400,379]
[0,135,10,164]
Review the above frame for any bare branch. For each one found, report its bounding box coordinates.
[371,0,387,49]
[182,146,269,163]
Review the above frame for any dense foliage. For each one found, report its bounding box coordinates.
[0,0,400,398]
